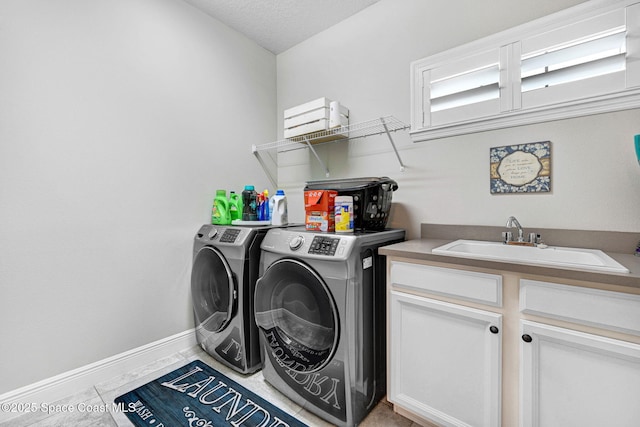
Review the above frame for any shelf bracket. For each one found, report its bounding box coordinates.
[251,144,278,188]
[380,117,406,172]
[304,136,330,177]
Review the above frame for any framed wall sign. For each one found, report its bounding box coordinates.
[490,141,551,193]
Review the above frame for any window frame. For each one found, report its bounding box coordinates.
[410,0,640,142]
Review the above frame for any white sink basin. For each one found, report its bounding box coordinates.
[432,240,629,274]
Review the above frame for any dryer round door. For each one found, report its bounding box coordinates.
[255,258,339,373]
[191,246,236,333]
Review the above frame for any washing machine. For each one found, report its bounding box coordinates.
[191,224,273,374]
[254,226,405,426]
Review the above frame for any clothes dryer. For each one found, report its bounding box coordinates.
[191,224,270,374]
[254,227,404,426]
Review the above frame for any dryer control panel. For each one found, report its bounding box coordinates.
[308,236,340,256]
[261,226,404,261]
[262,227,357,261]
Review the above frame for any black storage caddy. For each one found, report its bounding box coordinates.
[304,177,398,231]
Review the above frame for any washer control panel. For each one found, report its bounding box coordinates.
[196,224,247,246]
[308,236,340,256]
[219,228,241,243]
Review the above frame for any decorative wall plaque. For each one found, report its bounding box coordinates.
[490,141,551,193]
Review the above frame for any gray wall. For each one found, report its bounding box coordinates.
[276,0,640,240]
[0,0,275,393]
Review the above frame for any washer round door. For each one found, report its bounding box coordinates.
[255,258,339,373]
[191,246,236,333]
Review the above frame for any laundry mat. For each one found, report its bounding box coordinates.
[114,360,308,427]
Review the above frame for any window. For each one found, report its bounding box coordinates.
[520,29,626,93]
[411,0,640,141]
[423,48,505,127]
[518,7,629,110]
[431,59,500,112]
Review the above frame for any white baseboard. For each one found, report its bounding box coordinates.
[0,328,197,423]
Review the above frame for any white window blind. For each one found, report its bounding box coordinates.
[519,8,629,109]
[521,29,626,93]
[423,48,505,127]
[431,63,500,112]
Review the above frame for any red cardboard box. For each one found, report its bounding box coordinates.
[304,190,337,232]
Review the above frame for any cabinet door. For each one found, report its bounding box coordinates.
[520,320,640,427]
[389,291,502,427]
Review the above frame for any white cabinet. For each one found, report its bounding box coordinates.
[388,268,502,427]
[520,320,640,427]
[391,261,502,307]
[387,259,640,427]
[519,279,640,427]
[520,279,640,336]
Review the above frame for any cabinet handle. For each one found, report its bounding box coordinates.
[489,326,499,334]
[522,334,533,343]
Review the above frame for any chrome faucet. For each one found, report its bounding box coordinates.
[506,216,525,242]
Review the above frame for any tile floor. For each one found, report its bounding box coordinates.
[0,346,418,427]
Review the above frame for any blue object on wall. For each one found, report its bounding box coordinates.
[636,134,640,166]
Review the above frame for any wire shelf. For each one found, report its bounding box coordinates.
[251,115,409,184]
[253,115,409,153]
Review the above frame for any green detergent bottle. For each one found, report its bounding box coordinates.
[229,191,242,222]
[211,190,231,225]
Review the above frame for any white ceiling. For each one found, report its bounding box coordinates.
[182,0,381,54]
